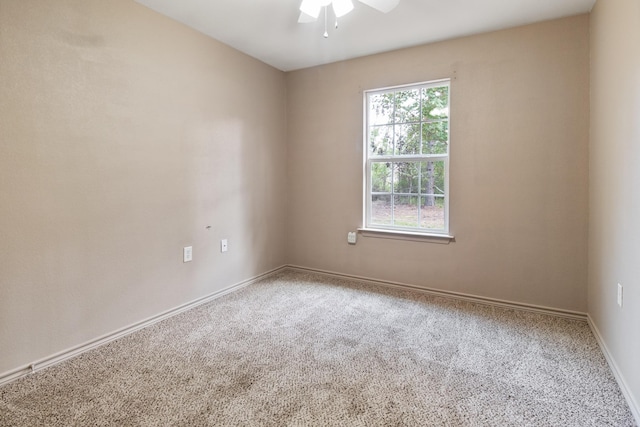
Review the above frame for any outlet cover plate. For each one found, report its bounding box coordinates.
[617,283,623,308]
[183,246,193,263]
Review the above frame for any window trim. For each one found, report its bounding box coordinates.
[363,79,451,237]
[357,227,454,244]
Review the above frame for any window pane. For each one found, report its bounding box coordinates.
[394,162,420,194]
[369,125,393,156]
[368,93,394,125]
[371,162,391,193]
[395,124,420,156]
[395,89,420,123]
[365,80,450,234]
[420,195,445,230]
[422,86,449,120]
[422,121,448,155]
[371,195,392,225]
[393,195,419,228]
[421,160,445,197]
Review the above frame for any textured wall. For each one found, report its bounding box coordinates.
[0,0,287,374]
[589,0,640,415]
[286,15,590,312]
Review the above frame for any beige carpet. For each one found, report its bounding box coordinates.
[0,270,636,426]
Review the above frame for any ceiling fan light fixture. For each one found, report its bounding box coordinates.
[332,0,354,18]
[299,0,399,37]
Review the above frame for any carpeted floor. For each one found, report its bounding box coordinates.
[0,270,636,426]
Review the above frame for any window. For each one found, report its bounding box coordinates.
[364,79,450,235]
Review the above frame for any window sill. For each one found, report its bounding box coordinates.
[357,228,455,244]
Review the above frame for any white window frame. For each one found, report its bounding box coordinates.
[363,79,451,237]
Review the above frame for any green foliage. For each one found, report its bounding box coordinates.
[371,162,391,192]
[422,86,449,120]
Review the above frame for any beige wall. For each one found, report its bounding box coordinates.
[589,0,640,415]
[286,15,590,312]
[0,0,287,375]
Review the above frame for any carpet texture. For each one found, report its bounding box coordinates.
[0,270,636,426]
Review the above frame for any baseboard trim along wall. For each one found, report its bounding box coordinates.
[286,265,588,320]
[0,265,288,388]
[587,315,640,425]
[8,262,627,419]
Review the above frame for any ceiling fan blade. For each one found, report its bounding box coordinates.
[357,0,400,13]
[298,11,318,23]
[332,0,354,18]
[300,0,322,19]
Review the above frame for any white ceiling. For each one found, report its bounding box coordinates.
[134,0,595,72]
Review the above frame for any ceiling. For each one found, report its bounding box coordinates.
[134,0,595,72]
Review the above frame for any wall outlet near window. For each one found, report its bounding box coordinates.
[347,231,357,245]
[183,246,193,263]
[221,239,228,253]
[617,283,623,308]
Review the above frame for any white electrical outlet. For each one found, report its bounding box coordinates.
[347,231,357,245]
[617,283,623,308]
[183,246,193,263]
[221,239,228,253]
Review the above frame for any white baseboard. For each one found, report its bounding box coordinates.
[0,265,287,387]
[587,315,640,425]
[286,265,588,320]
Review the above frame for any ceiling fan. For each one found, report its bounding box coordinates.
[298,0,400,36]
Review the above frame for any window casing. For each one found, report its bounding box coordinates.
[364,79,450,235]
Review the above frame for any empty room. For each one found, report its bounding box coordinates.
[1,0,638,425]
